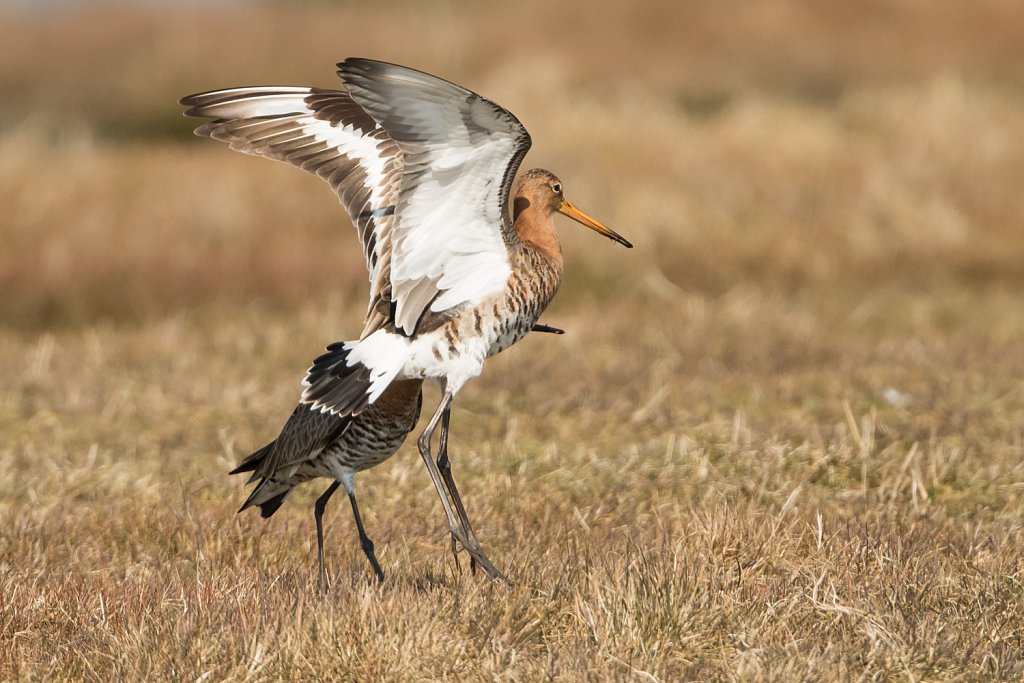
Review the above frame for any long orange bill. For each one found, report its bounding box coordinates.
[559,200,632,248]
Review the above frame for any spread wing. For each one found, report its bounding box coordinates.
[181,59,533,337]
[179,86,402,326]
[338,58,532,334]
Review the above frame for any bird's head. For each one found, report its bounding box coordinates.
[514,169,632,248]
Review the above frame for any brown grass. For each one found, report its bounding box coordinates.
[3,1,1024,680]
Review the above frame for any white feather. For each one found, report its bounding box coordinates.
[345,330,410,403]
[193,91,314,118]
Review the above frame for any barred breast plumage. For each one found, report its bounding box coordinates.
[487,246,563,356]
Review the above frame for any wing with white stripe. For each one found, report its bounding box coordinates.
[180,86,402,322]
[338,58,532,334]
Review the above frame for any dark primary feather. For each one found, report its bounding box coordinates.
[236,404,354,481]
[229,404,355,516]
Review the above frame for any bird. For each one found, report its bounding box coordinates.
[232,377,423,589]
[230,323,563,589]
[180,58,631,581]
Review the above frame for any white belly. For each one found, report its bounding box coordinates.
[402,328,490,395]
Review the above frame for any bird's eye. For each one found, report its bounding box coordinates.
[552,183,562,194]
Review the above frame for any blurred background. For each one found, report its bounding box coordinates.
[4,0,1024,525]
[5,0,1024,443]
[3,0,1024,329]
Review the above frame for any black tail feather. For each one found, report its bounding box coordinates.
[236,476,293,518]
[232,441,291,514]
[301,341,375,416]
[230,440,276,486]
[256,490,289,518]
[230,441,273,475]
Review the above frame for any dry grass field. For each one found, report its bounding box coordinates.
[3,0,1024,680]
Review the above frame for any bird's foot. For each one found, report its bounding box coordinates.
[448,529,510,585]
[447,535,479,575]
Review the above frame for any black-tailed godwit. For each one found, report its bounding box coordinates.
[182,59,630,581]
[231,378,423,588]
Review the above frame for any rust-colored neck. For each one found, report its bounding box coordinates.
[513,196,564,270]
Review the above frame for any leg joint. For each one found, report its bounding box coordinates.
[417,431,432,454]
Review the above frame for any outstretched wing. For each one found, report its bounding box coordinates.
[180,86,402,325]
[338,58,532,334]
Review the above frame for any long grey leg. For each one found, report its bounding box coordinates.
[417,390,506,582]
[314,481,341,592]
[347,490,385,584]
[437,405,482,574]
